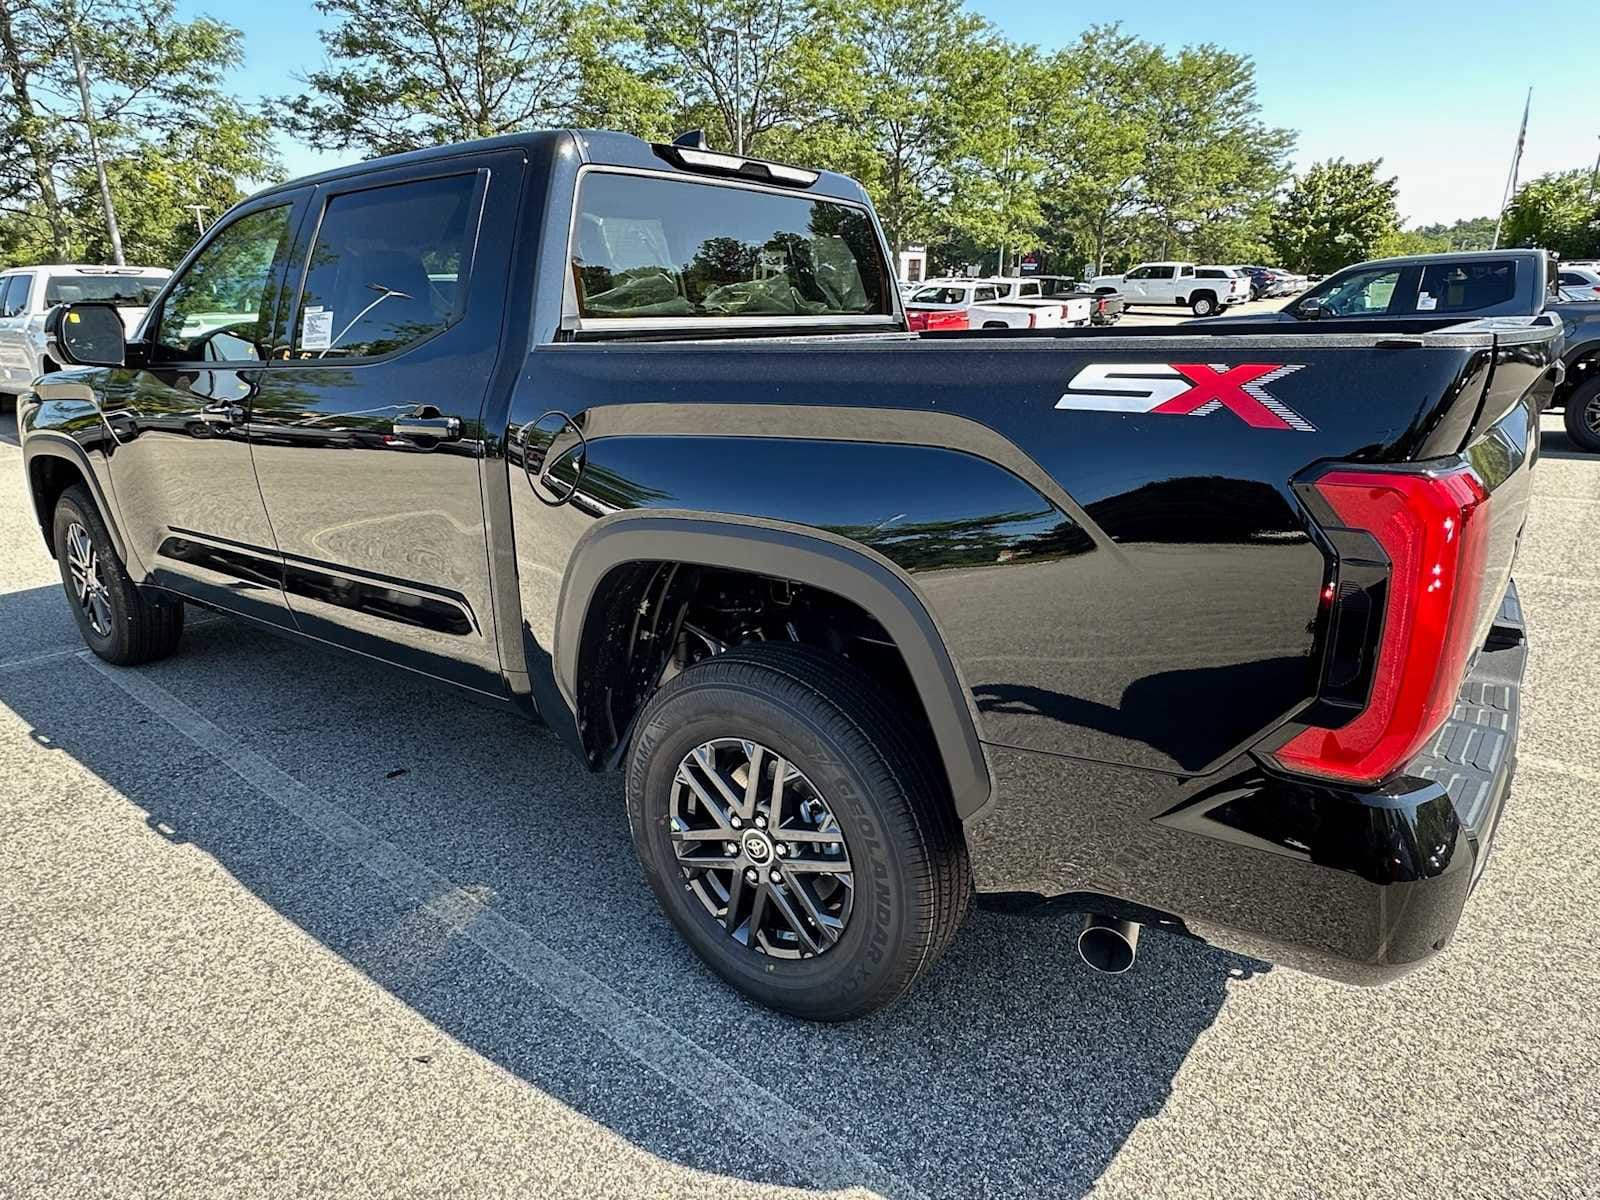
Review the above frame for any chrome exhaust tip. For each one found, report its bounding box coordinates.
[1077,914,1140,974]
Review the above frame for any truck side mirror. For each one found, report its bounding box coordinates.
[46,302,127,367]
[1296,298,1328,321]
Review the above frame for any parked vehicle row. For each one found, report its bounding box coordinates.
[903,276,1094,331]
[21,128,1552,1022]
[1234,265,1306,300]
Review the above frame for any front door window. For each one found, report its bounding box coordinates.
[153,206,294,363]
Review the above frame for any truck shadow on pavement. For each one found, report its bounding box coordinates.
[1,589,1267,1199]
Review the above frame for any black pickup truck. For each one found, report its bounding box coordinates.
[21,130,1558,1020]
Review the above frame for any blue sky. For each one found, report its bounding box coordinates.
[185,0,1598,226]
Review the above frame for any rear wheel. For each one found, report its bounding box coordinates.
[626,643,971,1021]
[1190,292,1217,317]
[1564,378,1600,453]
[52,484,183,665]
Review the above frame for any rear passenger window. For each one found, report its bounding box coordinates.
[1417,261,1516,313]
[291,173,478,359]
[571,171,891,321]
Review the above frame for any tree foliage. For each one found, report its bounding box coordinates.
[277,0,658,155]
[1500,169,1600,258]
[1032,26,1291,275]
[0,0,275,265]
[1267,158,1399,275]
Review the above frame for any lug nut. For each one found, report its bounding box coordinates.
[769,870,782,884]
[730,816,742,829]
[754,815,767,828]
[775,843,788,857]
[745,868,759,884]
[725,842,738,855]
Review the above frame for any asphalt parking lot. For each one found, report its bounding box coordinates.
[2,393,1597,1199]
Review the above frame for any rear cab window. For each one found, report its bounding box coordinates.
[44,273,163,308]
[570,171,893,327]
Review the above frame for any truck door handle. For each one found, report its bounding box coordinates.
[200,402,244,426]
[392,415,461,441]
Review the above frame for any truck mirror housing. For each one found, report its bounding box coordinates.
[46,302,127,368]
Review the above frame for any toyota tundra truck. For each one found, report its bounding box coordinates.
[20,129,1555,1020]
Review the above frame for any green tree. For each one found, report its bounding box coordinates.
[1034,25,1291,275]
[845,0,1003,258]
[0,0,274,266]
[1268,158,1400,274]
[276,0,659,156]
[1414,214,1496,251]
[627,0,865,165]
[1500,169,1600,257]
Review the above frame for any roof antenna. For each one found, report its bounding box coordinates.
[672,130,710,151]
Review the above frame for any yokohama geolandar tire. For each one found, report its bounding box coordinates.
[1564,377,1600,454]
[52,484,183,665]
[626,643,971,1021]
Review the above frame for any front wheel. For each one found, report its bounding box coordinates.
[52,484,183,664]
[626,643,971,1021]
[1564,378,1600,453]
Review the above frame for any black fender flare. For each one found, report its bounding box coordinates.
[21,432,130,566]
[554,512,994,821]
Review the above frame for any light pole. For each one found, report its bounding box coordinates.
[1589,135,1599,205]
[710,25,745,155]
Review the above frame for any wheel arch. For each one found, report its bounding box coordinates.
[1555,340,1600,405]
[554,513,994,821]
[23,434,129,566]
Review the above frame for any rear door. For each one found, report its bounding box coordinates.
[247,151,525,694]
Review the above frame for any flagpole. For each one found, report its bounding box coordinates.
[1492,87,1532,249]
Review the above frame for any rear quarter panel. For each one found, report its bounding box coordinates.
[505,333,1520,776]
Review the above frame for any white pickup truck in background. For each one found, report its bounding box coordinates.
[1087,261,1249,316]
[903,277,1092,331]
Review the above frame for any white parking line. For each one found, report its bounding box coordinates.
[0,646,85,674]
[77,650,920,1200]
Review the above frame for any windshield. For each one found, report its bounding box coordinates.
[572,171,892,321]
[44,274,165,307]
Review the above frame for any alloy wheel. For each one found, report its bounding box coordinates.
[1586,392,1600,436]
[65,522,112,637]
[669,738,854,959]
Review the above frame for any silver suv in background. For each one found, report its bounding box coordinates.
[0,265,169,402]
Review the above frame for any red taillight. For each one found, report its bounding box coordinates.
[1271,466,1491,785]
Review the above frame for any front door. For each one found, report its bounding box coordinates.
[106,194,309,623]
[246,155,523,694]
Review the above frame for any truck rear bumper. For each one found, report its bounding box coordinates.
[966,583,1527,985]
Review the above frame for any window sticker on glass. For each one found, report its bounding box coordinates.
[1417,292,1437,311]
[301,306,333,351]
